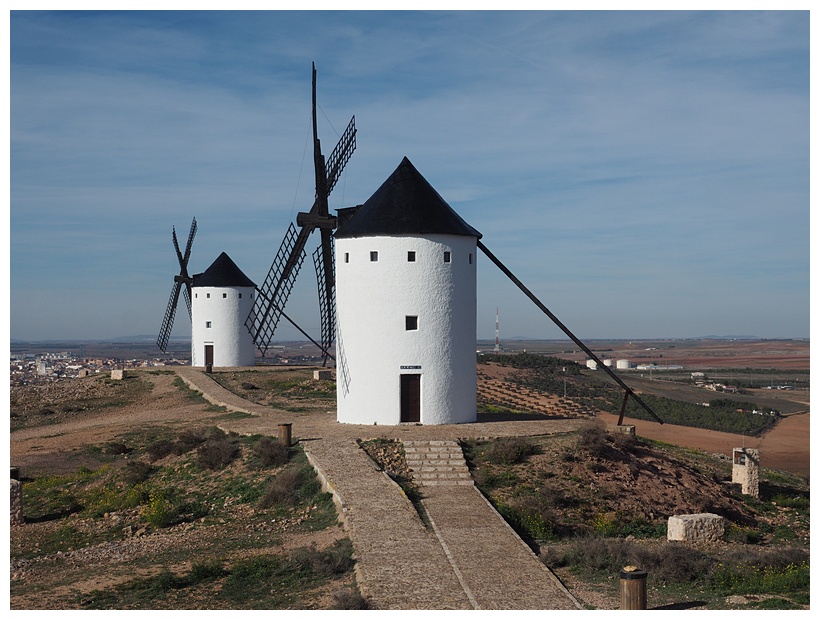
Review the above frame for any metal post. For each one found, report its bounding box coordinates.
[620,566,647,610]
[278,423,292,447]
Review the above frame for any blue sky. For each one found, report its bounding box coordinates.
[9,9,810,343]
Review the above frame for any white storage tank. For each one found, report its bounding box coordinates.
[603,359,613,367]
[616,359,633,369]
[334,157,481,425]
[586,359,598,370]
[191,252,256,368]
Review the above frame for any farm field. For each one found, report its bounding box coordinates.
[477,338,809,478]
[481,338,809,370]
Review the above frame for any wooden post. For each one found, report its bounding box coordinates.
[620,566,647,610]
[278,423,292,447]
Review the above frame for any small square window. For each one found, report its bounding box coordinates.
[443,251,451,263]
[223,293,227,298]
[195,293,198,298]
[239,293,242,298]
[469,253,473,264]
[370,251,378,262]
[206,293,211,298]
[345,252,349,263]
[206,321,212,328]
[405,315,418,330]
[407,251,416,262]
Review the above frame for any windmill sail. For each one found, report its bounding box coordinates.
[246,222,308,354]
[157,217,197,352]
[247,63,355,358]
[313,242,336,365]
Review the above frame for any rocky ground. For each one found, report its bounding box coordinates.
[10,368,810,610]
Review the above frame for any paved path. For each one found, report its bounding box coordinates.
[175,367,582,610]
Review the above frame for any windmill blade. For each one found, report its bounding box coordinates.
[176,218,197,319]
[325,116,356,196]
[158,217,197,352]
[246,222,310,355]
[182,283,192,320]
[249,66,354,357]
[313,241,335,366]
[183,217,197,264]
[157,280,183,352]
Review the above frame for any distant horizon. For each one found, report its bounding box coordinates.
[8,334,810,346]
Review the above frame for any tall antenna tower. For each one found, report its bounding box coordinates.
[494,307,500,352]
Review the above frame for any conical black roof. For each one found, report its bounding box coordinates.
[192,252,255,288]
[335,157,482,239]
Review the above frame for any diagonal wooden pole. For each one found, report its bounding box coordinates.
[477,240,663,424]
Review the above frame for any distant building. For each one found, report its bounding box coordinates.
[190,252,256,368]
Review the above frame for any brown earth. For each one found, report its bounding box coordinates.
[9,362,810,610]
[478,361,810,479]
[9,373,352,610]
[596,411,811,479]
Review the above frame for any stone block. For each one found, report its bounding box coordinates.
[10,479,23,527]
[313,370,333,381]
[732,448,760,498]
[667,513,724,544]
[610,424,636,436]
[111,369,127,380]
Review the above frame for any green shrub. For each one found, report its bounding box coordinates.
[541,538,711,584]
[122,461,153,486]
[331,586,368,609]
[188,560,228,583]
[143,490,209,528]
[146,439,176,462]
[290,539,354,576]
[173,428,209,454]
[253,436,290,467]
[710,560,809,595]
[103,442,129,455]
[577,422,608,457]
[197,434,238,470]
[487,437,538,465]
[258,463,319,508]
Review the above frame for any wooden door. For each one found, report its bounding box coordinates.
[204,344,214,367]
[400,374,421,423]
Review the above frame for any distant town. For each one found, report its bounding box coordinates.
[8,340,331,387]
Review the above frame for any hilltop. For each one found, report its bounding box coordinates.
[10,367,810,609]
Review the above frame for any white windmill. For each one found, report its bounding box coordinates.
[156,221,257,369]
[334,157,482,425]
[157,65,664,426]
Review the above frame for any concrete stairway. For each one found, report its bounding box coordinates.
[403,440,473,486]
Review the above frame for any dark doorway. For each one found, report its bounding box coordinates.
[400,374,421,423]
[204,344,214,367]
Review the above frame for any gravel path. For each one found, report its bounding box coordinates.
[176,367,583,610]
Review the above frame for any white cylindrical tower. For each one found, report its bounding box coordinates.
[191,252,256,368]
[334,157,481,425]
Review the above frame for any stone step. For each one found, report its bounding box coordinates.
[416,472,472,480]
[402,440,473,487]
[414,465,470,473]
